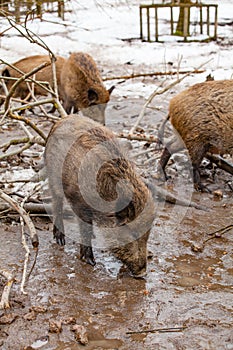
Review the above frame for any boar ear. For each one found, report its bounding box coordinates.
[3,68,10,77]
[88,88,98,105]
[108,85,115,95]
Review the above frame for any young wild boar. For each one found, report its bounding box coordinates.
[0,55,65,102]
[59,52,114,124]
[44,114,155,278]
[158,79,233,191]
[0,52,113,124]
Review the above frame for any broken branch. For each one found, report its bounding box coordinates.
[0,189,39,247]
[0,269,15,309]
[129,58,213,134]
[103,69,205,81]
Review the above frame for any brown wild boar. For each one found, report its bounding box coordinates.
[0,55,65,101]
[0,52,113,124]
[59,52,114,124]
[44,114,155,277]
[158,79,233,191]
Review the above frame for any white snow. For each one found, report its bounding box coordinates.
[0,0,232,99]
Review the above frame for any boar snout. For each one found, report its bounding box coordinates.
[112,232,149,278]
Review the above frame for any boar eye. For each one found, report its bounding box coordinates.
[3,68,10,77]
[88,88,98,105]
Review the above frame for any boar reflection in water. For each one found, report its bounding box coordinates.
[44,115,156,278]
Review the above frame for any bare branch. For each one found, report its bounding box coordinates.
[2,61,51,113]
[129,58,213,134]
[0,269,15,309]
[0,189,39,247]
[103,69,205,81]
[7,112,47,140]
[115,131,158,143]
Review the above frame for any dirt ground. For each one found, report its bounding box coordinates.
[0,90,233,350]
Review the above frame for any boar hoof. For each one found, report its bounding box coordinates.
[53,226,66,246]
[80,245,96,266]
[194,182,211,193]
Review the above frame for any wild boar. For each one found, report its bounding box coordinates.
[59,52,114,124]
[0,52,113,124]
[0,55,65,102]
[44,114,155,277]
[158,79,233,191]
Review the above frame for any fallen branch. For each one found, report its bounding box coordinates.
[103,69,205,81]
[115,131,158,143]
[7,112,47,141]
[126,326,187,335]
[0,189,39,247]
[0,269,15,309]
[0,201,72,216]
[147,181,208,211]
[20,184,40,294]
[207,224,233,237]
[2,61,51,114]
[20,215,30,295]
[191,224,233,252]
[206,153,233,176]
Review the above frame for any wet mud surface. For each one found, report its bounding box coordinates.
[0,96,233,350]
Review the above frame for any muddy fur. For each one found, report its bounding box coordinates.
[44,114,155,277]
[59,52,113,123]
[159,79,233,189]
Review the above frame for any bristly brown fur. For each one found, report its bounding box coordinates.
[159,79,233,189]
[0,52,112,124]
[44,114,155,276]
[0,55,65,101]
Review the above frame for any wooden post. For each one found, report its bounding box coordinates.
[58,0,65,20]
[200,5,203,34]
[207,5,210,36]
[14,0,21,23]
[183,6,189,41]
[170,5,174,35]
[214,5,218,40]
[147,7,150,42]
[139,6,143,40]
[155,7,158,41]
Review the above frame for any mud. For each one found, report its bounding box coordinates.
[0,94,233,350]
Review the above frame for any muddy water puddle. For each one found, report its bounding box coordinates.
[0,191,232,350]
[0,100,233,349]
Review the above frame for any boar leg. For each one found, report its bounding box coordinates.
[158,147,171,180]
[79,220,96,266]
[193,164,211,193]
[53,196,65,245]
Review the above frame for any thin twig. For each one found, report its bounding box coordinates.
[0,269,15,309]
[7,112,47,140]
[0,72,51,95]
[129,58,213,134]
[115,131,158,143]
[0,189,39,247]
[20,215,30,295]
[103,69,205,81]
[3,61,51,114]
[191,224,232,252]
[19,184,40,294]
[126,326,187,335]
